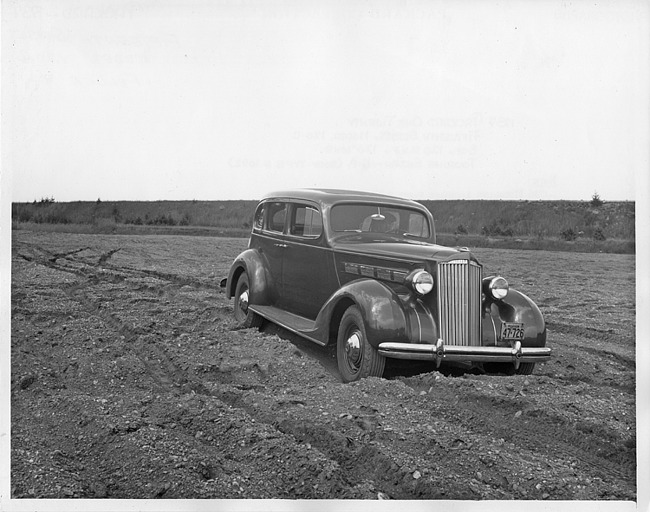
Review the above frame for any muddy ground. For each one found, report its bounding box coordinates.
[8,231,637,503]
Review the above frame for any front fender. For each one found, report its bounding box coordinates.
[485,289,547,348]
[226,249,273,306]
[312,279,420,348]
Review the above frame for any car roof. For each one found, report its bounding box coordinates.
[260,188,425,210]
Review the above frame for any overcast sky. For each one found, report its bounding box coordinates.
[2,0,649,202]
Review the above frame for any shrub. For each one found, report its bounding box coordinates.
[560,228,578,241]
[455,224,468,235]
[593,228,606,241]
[46,214,70,224]
[481,221,513,237]
[147,214,177,226]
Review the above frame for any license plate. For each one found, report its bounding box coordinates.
[500,322,525,342]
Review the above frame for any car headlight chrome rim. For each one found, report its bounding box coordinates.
[409,269,434,295]
[488,276,509,300]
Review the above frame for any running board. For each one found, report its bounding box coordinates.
[249,305,326,346]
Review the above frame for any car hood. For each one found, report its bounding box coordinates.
[330,238,473,263]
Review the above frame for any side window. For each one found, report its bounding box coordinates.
[267,202,286,233]
[290,204,323,238]
[253,204,265,230]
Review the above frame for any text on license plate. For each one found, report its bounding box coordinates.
[500,322,525,341]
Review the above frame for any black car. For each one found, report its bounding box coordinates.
[224,189,550,383]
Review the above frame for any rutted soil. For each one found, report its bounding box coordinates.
[10,231,636,501]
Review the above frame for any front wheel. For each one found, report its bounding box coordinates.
[336,306,385,383]
[233,272,263,329]
[515,362,535,375]
[483,361,536,375]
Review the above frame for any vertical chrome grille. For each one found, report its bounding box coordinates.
[436,259,482,346]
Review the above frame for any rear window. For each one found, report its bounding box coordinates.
[253,203,265,230]
[267,202,287,233]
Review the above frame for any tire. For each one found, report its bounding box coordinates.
[233,272,263,329]
[336,306,385,383]
[483,362,515,375]
[515,362,535,375]
[483,361,536,375]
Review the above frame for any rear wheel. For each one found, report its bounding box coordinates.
[337,306,385,383]
[233,272,263,329]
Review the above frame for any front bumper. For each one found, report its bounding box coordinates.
[377,339,551,370]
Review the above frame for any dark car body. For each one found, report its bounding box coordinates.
[225,189,550,382]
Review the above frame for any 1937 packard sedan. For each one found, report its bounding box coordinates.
[224,189,550,383]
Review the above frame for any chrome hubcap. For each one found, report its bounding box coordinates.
[345,332,362,367]
[238,290,249,313]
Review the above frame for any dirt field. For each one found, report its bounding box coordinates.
[9,230,637,503]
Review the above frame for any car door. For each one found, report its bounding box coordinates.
[253,201,288,308]
[281,202,334,320]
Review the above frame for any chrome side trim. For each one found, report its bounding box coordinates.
[342,261,408,283]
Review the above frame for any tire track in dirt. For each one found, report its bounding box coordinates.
[551,373,635,395]
[184,348,447,498]
[11,233,637,500]
[96,248,121,266]
[13,243,200,394]
[15,240,219,292]
[61,279,198,394]
[548,321,635,354]
[23,245,637,495]
[400,378,636,486]
[11,246,256,496]
[52,265,423,499]
[207,383,453,499]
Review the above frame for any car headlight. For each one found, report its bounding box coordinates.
[488,276,509,300]
[408,269,434,295]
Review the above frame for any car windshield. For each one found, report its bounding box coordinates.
[330,203,431,240]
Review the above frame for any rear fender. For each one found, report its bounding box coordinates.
[226,249,273,306]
